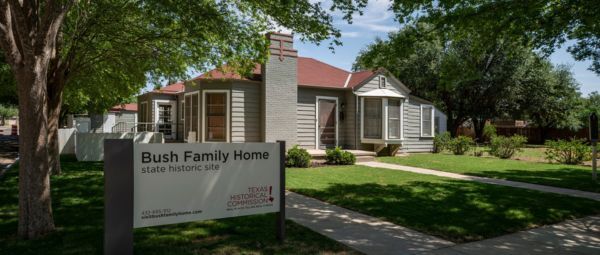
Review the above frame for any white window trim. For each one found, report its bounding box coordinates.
[201,89,230,143]
[153,99,177,139]
[183,91,200,142]
[420,104,435,137]
[386,98,403,140]
[379,76,387,88]
[315,96,339,149]
[360,96,405,144]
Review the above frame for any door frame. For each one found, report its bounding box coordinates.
[315,96,339,149]
[154,99,177,139]
[201,89,231,143]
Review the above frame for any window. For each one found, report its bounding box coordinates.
[180,101,185,121]
[388,99,401,139]
[157,104,172,136]
[421,105,434,137]
[379,76,387,88]
[363,98,382,139]
[204,92,227,142]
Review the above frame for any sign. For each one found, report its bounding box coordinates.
[133,143,281,228]
[103,140,285,255]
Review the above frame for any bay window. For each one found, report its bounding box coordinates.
[421,105,434,137]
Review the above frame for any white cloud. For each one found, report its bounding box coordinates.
[341,31,360,38]
[334,0,398,34]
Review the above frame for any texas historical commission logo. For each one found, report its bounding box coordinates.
[227,185,274,211]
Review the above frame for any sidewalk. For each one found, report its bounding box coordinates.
[359,161,600,202]
[286,191,454,255]
[423,215,600,255]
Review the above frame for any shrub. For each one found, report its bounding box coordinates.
[489,135,527,159]
[545,139,591,165]
[482,123,497,142]
[325,147,356,165]
[448,136,473,155]
[286,145,311,168]
[433,131,452,153]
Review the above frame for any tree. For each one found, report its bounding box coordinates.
[0,0,367,239]
[0,52,16,105]
[354,24,534,139]
[516,62,582,142]
[580,92,600,123]
[390,0,600,74]
[0,103,17,126]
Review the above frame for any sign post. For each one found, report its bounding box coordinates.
[104,140,285,255]
[590,113,598,181]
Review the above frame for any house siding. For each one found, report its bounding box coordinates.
[402,96,434,152]
[297,87,346,149]
[231,82,261,142]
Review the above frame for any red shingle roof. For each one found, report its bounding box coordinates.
[193,57,375,89]
[152,82,185,94]
[110,103,137,112]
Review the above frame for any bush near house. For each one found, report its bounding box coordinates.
[448,136,473,155]
[545,139,591,165]
[286,145,312,168]
[325,147,356,165]
[482,123,497,143]
[489,135,527,159]
[433,131,452,153]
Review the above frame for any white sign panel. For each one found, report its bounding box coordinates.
[133,143,280,228]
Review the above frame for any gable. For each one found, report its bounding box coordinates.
[353,73,411,97]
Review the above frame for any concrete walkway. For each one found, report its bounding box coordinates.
[359,161,600,202]
[286,191,454,255]
[422,215,600,255]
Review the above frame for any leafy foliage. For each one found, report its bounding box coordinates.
[433,131,451,153]
[482,123,497,142]
[489,135,527,159]
[286,145,311,168]
[325,147,356,165]
[545,139,592,165]
[448,136,474,155]
[0,104,17,126]
[389,0,600,74]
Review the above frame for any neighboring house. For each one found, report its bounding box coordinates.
[137,33,446,153]
[67,103,138,133]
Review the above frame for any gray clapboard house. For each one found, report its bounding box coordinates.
[137,33,446,153]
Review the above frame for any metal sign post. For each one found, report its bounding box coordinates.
[589,113,598,181]
[276,140,286,243]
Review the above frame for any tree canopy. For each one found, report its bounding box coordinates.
[0,0,368,239]
[390,0,600,74]
[354,23,582,139]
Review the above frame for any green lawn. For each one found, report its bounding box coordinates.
[287,165,600,243]
[0,159,357,255]
[378,154,600,193]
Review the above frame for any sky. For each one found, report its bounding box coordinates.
[151,0,599,96]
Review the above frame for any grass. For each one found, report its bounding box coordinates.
[287,165,600,243]
[378,154,600,193]
[0,158,358,255]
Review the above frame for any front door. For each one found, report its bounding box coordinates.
[318,98,337,149]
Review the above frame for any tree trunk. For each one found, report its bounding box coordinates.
[473,118,486,143]
[16,67,55,239]
[48,86,63,175]
[447,117,464,137]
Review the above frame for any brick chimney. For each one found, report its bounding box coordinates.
[262,32,298,147]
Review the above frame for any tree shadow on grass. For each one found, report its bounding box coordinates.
[292,180,600,243]
[0,161,357,255]
[469,168,600,193]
